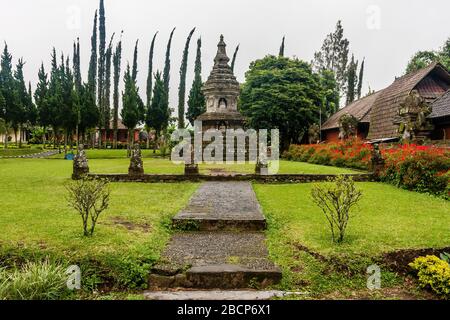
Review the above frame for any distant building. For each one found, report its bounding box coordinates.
[97,119,140,144]
[429,90,450,140]
[320,62,450,143]
[321,90,383,142]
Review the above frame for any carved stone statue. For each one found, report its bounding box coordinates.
[128,144,144,176]
[398,90,434,142]
[255,159,269,175]
[72,144,89,179]
[184,146,199,176]
[370,143,385,178]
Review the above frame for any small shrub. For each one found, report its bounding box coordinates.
[311,175,362,243]
[0,260,68,300]
[66,178,110,236]
[409,255,450,298]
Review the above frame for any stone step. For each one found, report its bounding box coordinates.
[173,216,266,231]
[148,232,282,290]
[144,290,305,300]
[172,181,267,231]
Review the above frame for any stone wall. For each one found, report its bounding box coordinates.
[86,173,375,183]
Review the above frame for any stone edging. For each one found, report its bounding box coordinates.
[0,150,59,159]
[84,172,375,183]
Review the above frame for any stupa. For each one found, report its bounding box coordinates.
[197,35,245,131]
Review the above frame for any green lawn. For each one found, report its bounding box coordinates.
[1,154,446,299]
[254,183,450,298]
[49,149,363,175]
[0,158,198,290]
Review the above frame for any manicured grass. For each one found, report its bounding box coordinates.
[50,149,363,175]
[0,158,198,290]
[200,161,361,175]
[254,183,450,298]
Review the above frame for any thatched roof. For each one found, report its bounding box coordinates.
[429,90,450,119]
[367,62,450,140]
[321,91,383,131]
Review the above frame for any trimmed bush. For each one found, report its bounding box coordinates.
[409,255,450,298]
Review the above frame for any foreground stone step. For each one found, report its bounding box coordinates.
[149,232,282,290]
[173,182,266,231]
[144,290,306,300]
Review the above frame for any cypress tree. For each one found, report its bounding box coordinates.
[163,27,176,93]
[48,48,64,148]
[187,38,206,126]
[121,64,140,155]
[104,34,114,131]
[112,33,122,148]
[0,43,20,149]
[87,10,98,96]
[78,83,99,143]
[60,56,78,152]
[27,82,37,128]
[231,44,239,73]
[0,91,5,121]
[177,27,196,129]
[98,0,106,128]
[72,38,82,145]
[146,31,158,107]
[357,58,364,99]
[131,39,139,82]
[35,63,50,146]
[130,40,145,123]
[279,36,285,57]
[345,55,358,105]
[147,71,169,153]
[73,38,82,92]
[13,59,27,147]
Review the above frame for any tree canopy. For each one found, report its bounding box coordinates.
[239,55,326,151]
[405,37,450,73]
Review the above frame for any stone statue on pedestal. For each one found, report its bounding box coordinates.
[255,160,269,175]
[128,144,144,176]
[184,147,199,176]
[370,143,385,178]
[72,144,89,179]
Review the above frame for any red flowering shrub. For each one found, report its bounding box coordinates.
[380,144,450,197]
[283,141,450,198]
[283,139,372,170]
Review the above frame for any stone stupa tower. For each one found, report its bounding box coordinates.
[197,35,245,132]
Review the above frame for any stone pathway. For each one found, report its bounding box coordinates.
[146,181,282,299]
[0,150,59,159]
[173,182,266,230]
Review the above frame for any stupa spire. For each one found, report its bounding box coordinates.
[214,35,230,67]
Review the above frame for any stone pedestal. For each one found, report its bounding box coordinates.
[128,144,144,176]
[184,163,199,176]
[255,161,269,175]
[72,144,89,179]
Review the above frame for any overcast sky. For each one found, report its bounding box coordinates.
[0,0,449,109]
